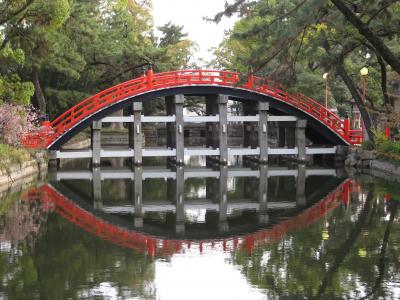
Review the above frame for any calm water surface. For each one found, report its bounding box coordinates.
[0,157,399,299]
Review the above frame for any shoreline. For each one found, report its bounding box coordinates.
[346,147,400,183]
[0,151,48,193]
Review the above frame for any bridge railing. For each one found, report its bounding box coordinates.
[22,69,362,148]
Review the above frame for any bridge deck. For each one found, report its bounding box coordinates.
[54,147,337,159]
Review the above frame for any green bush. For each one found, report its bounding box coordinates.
[364,130,400,161]
[0,143,29,164]
[361,140,374,150]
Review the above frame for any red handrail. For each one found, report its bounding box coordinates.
[22,70,361,148]
[24,179,353,256]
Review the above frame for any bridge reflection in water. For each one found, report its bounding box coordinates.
[27,164,352,257]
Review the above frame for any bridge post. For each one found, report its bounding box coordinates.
[258,165,269,224]
[134,166,143,228]
[129,102,143,165]
[296,164,307,206]
[205,95,219,156]
[92,166,102,210]
[296,119,307,162]
[218,165,229,232]
[258,102,269,163]
[218,95,229,164]
[91,120,102,167]
[175,95,185,165]
[175,166,185,234]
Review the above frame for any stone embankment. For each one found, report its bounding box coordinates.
[345,147,400,178]
[0,152,47,191]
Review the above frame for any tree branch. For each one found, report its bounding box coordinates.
[331,0,400,74]
[0,0,35,26]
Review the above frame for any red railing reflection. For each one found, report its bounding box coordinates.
[24,179,354,257]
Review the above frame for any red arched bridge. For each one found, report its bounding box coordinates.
[22,70,363,164]
[24,179,354,257]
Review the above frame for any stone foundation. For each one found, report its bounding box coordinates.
[345,147,400,177]
[0,151,48,191]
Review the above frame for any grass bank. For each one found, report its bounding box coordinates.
[0,144,30,170]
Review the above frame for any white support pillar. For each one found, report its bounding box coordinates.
[174,95,185,165]
[218,95,228,164]
[258,102,269,163]
[130,102,143,165]
[91,120,102,167]
[296,119,307,162]
[92,167,102,210]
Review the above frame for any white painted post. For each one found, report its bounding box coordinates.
[218,95,228,165]
[93,167,102,210]
[258,102,269,163]
[133,102,143,165]
[175,95,185,165]
[296,119,307,162]
[91,121,102,167]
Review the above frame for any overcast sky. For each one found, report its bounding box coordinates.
[152,0,238,65]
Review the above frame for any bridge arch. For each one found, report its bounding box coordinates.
[51,86,339,150]
[35,70,362,150]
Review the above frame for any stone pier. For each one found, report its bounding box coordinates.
[128,102,143,166]
[91,120,102,167]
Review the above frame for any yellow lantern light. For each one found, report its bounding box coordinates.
[360,67,369,76]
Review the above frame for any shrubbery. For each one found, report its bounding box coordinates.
[0,104,40,147]
[0,144,29,170]
[0,104,40,168]
[362,130,400,161]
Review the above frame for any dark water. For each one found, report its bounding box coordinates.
[0,157,399,299]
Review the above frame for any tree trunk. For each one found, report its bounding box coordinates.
[331,0,400,74]
[336,63,376,140]
[377,55,391,106]
[32,66,46,115]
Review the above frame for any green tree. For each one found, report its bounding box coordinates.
[211,0,400,139]
[1,0,194,117]
[0,43,34,104]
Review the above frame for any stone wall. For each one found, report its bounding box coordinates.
[0,152,47,191]
[345,147,400,177]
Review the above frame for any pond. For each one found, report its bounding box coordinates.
[0,157,399,299]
